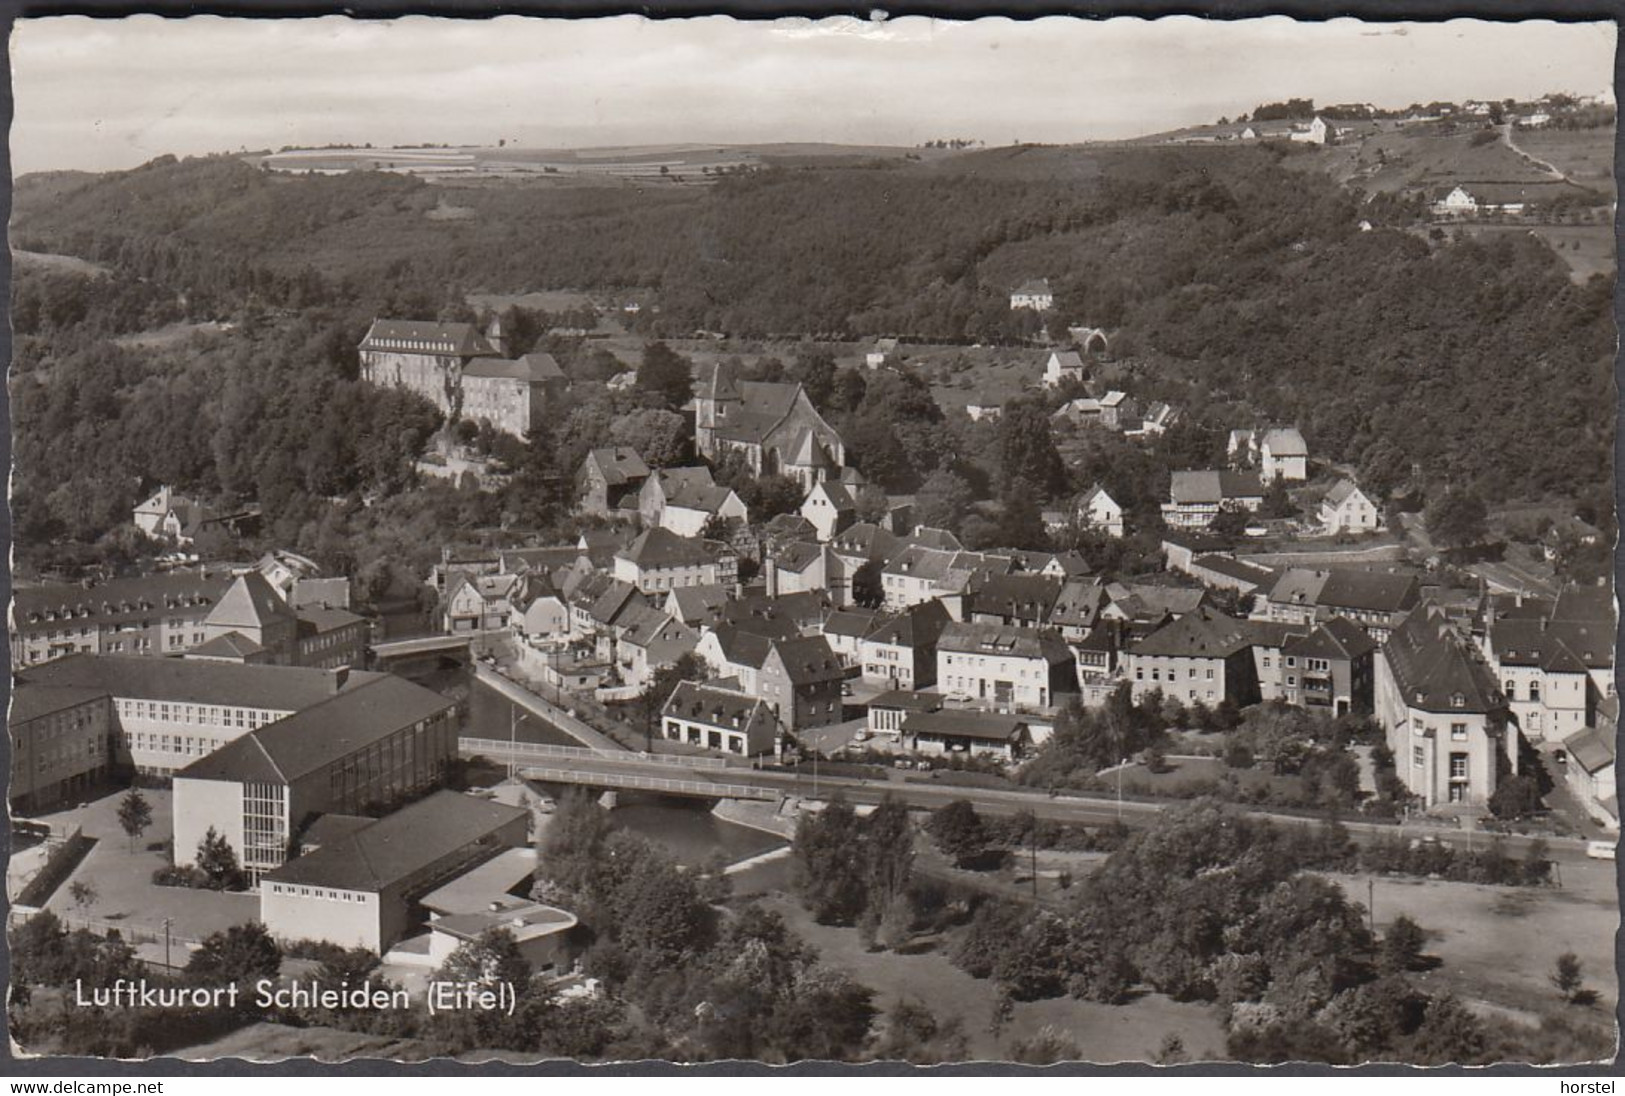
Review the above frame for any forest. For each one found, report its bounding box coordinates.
[8,140,1614,581]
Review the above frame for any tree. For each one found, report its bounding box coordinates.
[1425,487,1489,550]
[912,468,973,534]
[635,342,695,412]
[793,795,869,924]
[926,799,987,867]
[851,559,884,609]
[68,880,98,913]
[436,925,532,990]
[1410,992,1485,1064]
[1488,773,1543,819]
[195,827,245,891]
[1379,914,1426,973]
[1210,507,1249,538]
[608,407,692,469]
[995,398,1066,498]
[117,788,153,854]
[1551,952,1585,1003]
[187,921,281,984]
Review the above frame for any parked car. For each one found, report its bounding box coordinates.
[1586,841,1616,861]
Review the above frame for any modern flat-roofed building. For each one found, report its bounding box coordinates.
[8,684,116,813]
[901,710,1030,761]
[172,674,459,885]
[259,791,529,953]
[16,653,379,777]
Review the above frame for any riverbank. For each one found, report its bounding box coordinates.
[472,663,624,752]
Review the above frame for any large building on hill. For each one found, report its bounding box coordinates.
[358,318,563,437]
[693,362,845,488]
[11,571,235,669]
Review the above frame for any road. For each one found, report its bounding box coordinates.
[1501,123,1567,180]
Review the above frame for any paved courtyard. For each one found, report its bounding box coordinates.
[31,786,259,958]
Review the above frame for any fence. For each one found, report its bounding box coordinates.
[459,737,731,771]
[521,766,779,801]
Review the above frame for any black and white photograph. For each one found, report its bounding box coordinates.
[3,14,1620,1070]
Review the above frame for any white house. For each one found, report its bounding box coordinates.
[1289,116,1333,145]
[1259,428,1308,483]
[800,481,857,542]
[1010,279,1054,312]
[1433,186,1479,217]
[1077,485,1125,538]
[865,338,899,370]
[966,404,1002,423]
[936,621,1074,712]
[1320,480,1380,535]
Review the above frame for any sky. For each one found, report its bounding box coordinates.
[9,16,1617,175]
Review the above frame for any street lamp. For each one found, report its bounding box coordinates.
[510,706,530,782]
[162,917,173,970]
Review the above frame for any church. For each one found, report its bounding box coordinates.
[693,362,846,489]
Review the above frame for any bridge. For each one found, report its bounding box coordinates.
[371,634,475,662]
[459,738,781,801]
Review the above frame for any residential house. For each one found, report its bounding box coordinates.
[1259,428,1309,483]
[513,575,571,647]
[577,447,652,516]
[1123,609,1262,706]
[1161,470,1265,529]
[1317,570,1421,641]
[1278,617,1377,716]
[882,545,959,610]
[613,605,699,691]
[665,584,731,628]
[865,337,900,369]
[639,467,748,538]
[1048,579,1111,641]
[966,403,1002,423]
[1052,396,1102,426]
[1482,585,1615,743]
[1376,603,1510,809]
[1320,480,1380,535]
[1098,391,1135,431]
[694,362,846,488]
[968,573,1064,630]
[661,681,780,757]
[133,486,217,546]
[443,572,521,633]
[758,635,846,735]
[1076,485,1125,538]
[1560,709,1617,831]
[902,710,1030,762]
[801,480,858,542]
[936,622,1075,712]
[1128,401,1180,439]
[613,528,737,595]
[1044,351,1086,389]
[860,600,953,691]
[822,607,883,669]
[1010,279,1054,311]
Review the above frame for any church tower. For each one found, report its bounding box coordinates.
[695,361,741,460]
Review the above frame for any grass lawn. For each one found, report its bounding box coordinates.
[1322,870,1618,1021]
[755,891,1228,1062]
[178,1021,435,1064]
[1113,755,1304,801]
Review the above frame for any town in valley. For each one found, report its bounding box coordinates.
[6,20,1620,1068]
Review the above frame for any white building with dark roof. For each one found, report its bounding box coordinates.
[1010,279,1055,312]
[661,680,780,757]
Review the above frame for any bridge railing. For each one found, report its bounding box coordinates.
[520,766,778,801]
[459,737,732,770]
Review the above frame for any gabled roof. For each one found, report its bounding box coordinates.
[463,353,564,382]
[885,545,959,582]
[721,591,830,635]
[764,634,844,684]
[969,573,1064,622]
[1269,568,1331,608]
[938,621,1071,663]
[1489,618,1612,670]
[1317,570,1419,615]
[1048,350,1085,371]
[13,571,233,635]
[178,674,456,785]
[667,584,731,624]
[823,607,884,639]
[588,581,643,627]
[1261,427,1307,457]
[905,527,964,552]
[863,600,953,649]
[187,632,267,660]
[808,479,855,510]
[263,791,527,892]
[584,447,651,487]
[10,682,112,724]
[1561,724,1616,775]
[773,540,826,574]
[1169,470,1265,505]
[664,680,778,737]
[1283,615,1377,661]
[1191,554,1278,588]
[829,522,900,562]
[205,572,296,632]
[1321,479,1367,508]
[360,319,493,357]
[1014,279,1053,295]
[618,527,719,570]
[708,625,781,669]
[1049,579,1109,630]
[903,710,1025,742]
[1130,609,1256,660]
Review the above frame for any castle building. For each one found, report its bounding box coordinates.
[358,318,563,438]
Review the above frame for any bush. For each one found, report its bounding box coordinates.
[152,865,209,889]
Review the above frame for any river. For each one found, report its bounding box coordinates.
[403,660,787,867]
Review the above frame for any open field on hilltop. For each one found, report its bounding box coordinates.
[466,288,604,313]
[1512,127,1616,194]
[1450,222,1616,282]
[12,248,110,278]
